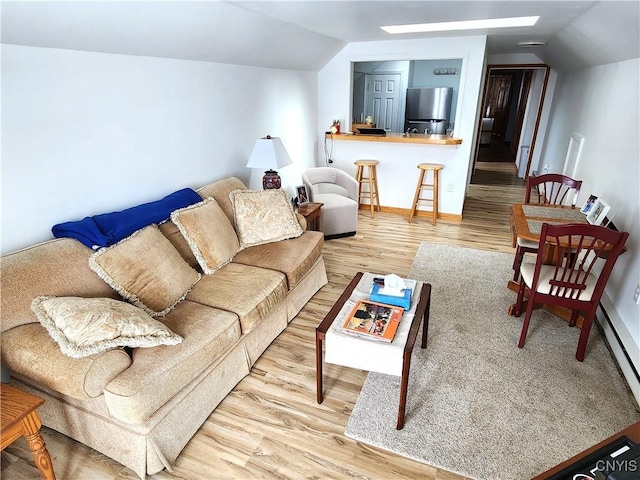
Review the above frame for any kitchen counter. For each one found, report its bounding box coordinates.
[325,132,462,145]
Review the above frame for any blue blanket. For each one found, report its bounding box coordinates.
[52,188,202,249]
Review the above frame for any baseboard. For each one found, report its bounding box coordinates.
[597,293,640,408]
[357,205,463,222]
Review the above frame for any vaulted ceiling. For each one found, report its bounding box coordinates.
[1,1,638,72]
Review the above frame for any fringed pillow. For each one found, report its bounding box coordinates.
[31,296,183,359]
[171,197,240,274]
[89,225,201,316]
[230,189,303,249]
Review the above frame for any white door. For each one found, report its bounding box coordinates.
[365,74,401,132]
[563,132,585,178]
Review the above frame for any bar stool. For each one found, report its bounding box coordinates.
[354,160,381,218]
[409,163,444,225]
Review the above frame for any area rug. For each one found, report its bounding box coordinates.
[344,242,640,480]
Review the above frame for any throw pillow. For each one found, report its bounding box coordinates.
[230,189,304,249]
[31,296,183,359]
[89,225,201,316]
[171,197,240,274]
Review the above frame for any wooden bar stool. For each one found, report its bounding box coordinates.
[409,163,444,225]
[354,160,380,218]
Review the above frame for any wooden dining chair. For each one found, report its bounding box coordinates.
[512,173,583,281]
[513,223,628,361]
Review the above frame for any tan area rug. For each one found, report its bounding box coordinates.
[344,242,640,479]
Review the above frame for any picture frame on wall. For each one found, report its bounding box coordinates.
[296,185,309,206]
[586,198,611,225]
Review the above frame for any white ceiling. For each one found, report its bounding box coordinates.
[1,1,638,72]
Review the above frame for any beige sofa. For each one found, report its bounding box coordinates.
[0,177,328,478]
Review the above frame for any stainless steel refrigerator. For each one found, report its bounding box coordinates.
[404,87,453,134]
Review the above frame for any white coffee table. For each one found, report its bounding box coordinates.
[315,272,432,429]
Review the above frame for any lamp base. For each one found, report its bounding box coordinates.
[263,170,281,189]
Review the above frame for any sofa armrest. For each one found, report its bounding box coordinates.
[1,324,132,399]
[295,212,307,230]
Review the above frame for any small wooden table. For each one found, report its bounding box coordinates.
[1,383,56,480]
[297,202,323,232]
[315,272,432,430]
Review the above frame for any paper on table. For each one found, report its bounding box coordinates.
[379,273,407,297]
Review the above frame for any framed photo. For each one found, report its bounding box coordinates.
[295,185,309,206]
[586,198,611,225]
[580,194,598,214]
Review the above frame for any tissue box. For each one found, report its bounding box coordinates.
[370,284,412,310]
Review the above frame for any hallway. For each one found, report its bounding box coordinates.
[477,139,517,163]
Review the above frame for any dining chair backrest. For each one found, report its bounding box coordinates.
[531,223,628,307]
[525,173,582,207]
[516,222,628,361]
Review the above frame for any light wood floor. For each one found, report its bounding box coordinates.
[2,162,525,480]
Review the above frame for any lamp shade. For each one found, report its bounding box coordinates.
[246,136,293,170]
[246,136,293,189]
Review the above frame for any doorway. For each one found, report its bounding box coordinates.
[364,73,402,132]
[472,64,550,178]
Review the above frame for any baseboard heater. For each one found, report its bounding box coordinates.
[597,301,640,385]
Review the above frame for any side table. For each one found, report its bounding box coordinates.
[296,202,323,232]
[1,383,56,480]
[316,272,431,429]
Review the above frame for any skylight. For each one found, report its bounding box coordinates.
[381,16,539,34]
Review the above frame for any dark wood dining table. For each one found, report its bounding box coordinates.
[507,203,589,322]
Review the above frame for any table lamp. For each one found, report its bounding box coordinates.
[246,135,293,189]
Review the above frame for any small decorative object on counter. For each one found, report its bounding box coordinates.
[331,119,340,135]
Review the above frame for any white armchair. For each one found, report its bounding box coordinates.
[302,167,359,238]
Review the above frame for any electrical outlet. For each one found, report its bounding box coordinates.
[634,283,640,305]
[447,183,454,192]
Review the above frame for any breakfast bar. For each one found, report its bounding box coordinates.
[321,132,466,221]
[326,132,463,145]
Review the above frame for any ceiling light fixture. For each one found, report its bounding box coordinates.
[381,16,539,34]
[517,40,548,47]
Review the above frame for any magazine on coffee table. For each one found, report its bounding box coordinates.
[341,299,404,343]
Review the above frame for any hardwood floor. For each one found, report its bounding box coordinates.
[1,162,525,480]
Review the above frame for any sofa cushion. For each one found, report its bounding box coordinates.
[230,189,303,249]
[0,238,116,334]
[103,300,241,424]
[89,225,201,317]
[186,263,287,333]
[171,197,240,274]
[158,220,199,269]
[232,230,324,290]
[31,296,183,359]
[196,177,247,227]
[1,323,132,399]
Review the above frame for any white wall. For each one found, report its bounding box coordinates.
[317,36,487,216]
[1,44,318,254]
[540,58,640,399]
